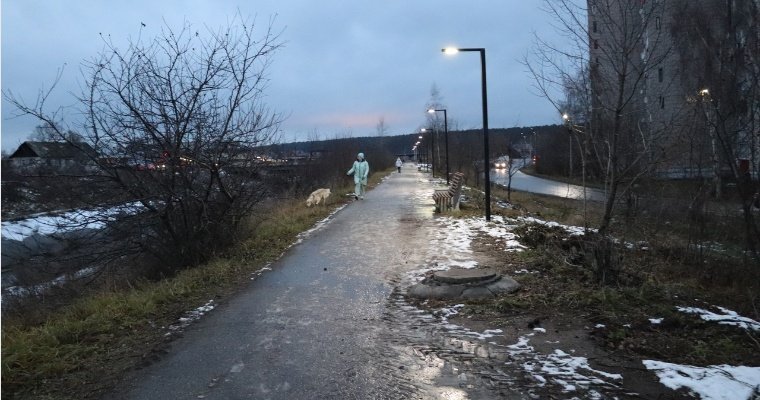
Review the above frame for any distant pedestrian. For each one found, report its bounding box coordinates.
[347,152,369,199]
[395,157,403,173]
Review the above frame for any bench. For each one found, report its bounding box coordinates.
[432,172,465,212]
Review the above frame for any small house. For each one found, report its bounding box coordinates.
[8,141,97,173]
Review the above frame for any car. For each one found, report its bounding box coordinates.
[493,156,510,169]
[134,162,157,171]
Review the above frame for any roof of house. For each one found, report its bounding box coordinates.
[9,141,97,160]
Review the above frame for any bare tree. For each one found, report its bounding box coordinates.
[29,122,85,143]
[425,84,446,174]
[306,128,321,143]
[526,0,680,282]
[375,116,389,137]
[5,15,284,272]
[671,0,760,262]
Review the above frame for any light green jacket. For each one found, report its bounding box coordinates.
[347,160,369,184]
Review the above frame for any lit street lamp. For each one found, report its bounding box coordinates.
[421,128,436,177]
[428,108,450,185]
[417,133,430,171]
[562,113,573,178]
[442,46,491,220]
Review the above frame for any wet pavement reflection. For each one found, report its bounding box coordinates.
[117,165,623,400]
[492,167,605,201]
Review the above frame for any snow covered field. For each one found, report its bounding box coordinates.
[1,202,144,241]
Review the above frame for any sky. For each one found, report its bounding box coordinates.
[1,0,567,153]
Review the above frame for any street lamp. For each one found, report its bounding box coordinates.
[428,108,450,185]
[421,128,436,177]
[562,113,573,178]
[442,46,491,220]
[417,135,424,165]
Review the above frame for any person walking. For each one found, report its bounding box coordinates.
[395,157,403,173]
[347,152,369,199]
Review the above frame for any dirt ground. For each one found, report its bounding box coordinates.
[408,207,760,399]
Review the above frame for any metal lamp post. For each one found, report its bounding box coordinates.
[563,113,573,178]
[421,128,436,177]
[442,47,491,221]
[417,135,427,170]
[428,108,450,185]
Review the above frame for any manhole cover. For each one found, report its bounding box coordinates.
[433,268,498,284]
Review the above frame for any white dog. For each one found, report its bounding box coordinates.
[306,188,331,207]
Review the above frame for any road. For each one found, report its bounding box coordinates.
[491,161,605,201]
[115,165,528,400]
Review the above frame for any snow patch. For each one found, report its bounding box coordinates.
[644,360,760,400]
[2,202,144,241]
[677,306,760,331]
[415,215,528,277]
[3,267,97,300]
[166,300,215,335]
[293,204,348,245]
[523,349,622,393]
[514,216,594,236]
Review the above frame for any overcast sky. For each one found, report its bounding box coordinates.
[1,1,567,152]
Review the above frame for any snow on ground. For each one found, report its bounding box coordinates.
[513,216,594,236]
[417,215,527,276]
[408,175,756,396]
[165,300,215,336]
[433,304,505,341]
[2,267,97,299]
[1,202,144,241]
[293,204,348,246]
[523,347,623,392]
[422,303,625,395]
[643,360,760,400]
[677,306,760,332]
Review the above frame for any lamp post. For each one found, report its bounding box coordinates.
[443,47,491,220]
[421,128,436,177]
[417,135,427,170]
[428,108,450,184]
[562,113,573,178]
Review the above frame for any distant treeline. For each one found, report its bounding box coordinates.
[265,124,569,185]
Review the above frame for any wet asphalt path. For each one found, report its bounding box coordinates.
[116,165,525,400]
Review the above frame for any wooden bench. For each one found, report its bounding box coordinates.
[432,172,465,212]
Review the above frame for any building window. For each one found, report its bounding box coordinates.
[658,68,663,82]
[593,21,598,33]
[594,39,599,49]
[659,96,665,109]
[656,17,661,29]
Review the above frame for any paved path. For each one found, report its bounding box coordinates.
[116,165,524,400]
